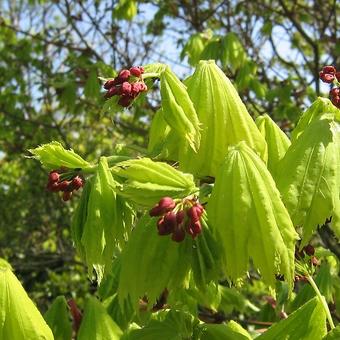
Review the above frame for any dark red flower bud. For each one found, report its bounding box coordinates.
[303,244,315,256]
[103,79,115,89]
[320,72,335,83]
[279,311,288,319]
[47,182,60,192]
[176,210,185,224]
[149,205,164,217]
[331,95,340,108]
[105,86,120,98]
[138,66,145,74]
[58,180,71,192]
[187,205,202,222]
[163,211,177,233]
[49,171,60,183]
[171,226,186,242]
[118,69,130,81]
[121,81,132,95]
[118,95,132,107]
[139,83,148,92]
[330,88,340,97]
[322,65,336,74]
[186,220,202,239]
[158,197,176,211]
[131,82,142,96]
[62,191,72,201]
[335,72,340,82]
[149,197,176,217]
[71,176,83,190]
[130,66,142,77]
[157,217,172,235]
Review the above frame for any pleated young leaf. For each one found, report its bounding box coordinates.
[0,260,54,340]
[118,215,192,310]
[291,97,339,142]
[207,142,298,289]
[44,296,72,340]
[191,215,223,289]
[80,157,134,282]
[160,66,201,152]
[77,296,123,340]
[113,157,197,207]
[256,114,291,176]
[257,296,327,340]
[147,109,180,160]
[29,141,90,170]
[276,115,340,246]
[179,60,267,178]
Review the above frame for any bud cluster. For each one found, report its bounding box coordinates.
[46,169,84,201]
[319,65,340,108]
[103,66,147,107]
[149,197,204,242]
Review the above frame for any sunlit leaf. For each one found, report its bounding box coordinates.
[208,142,298,289]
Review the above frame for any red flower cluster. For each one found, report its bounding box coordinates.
[103,66,147,107]
[319,65,340,108]
[46,170,84,201]
[149,197,204,242]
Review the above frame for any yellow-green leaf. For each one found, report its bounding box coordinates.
[256,114,291,176]
[29,141,90,170]
[180,60,267,178]
[207,142,298,289]
[0,260,53,340]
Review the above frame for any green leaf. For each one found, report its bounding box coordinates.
[44,296,72,340]
[160,66,201,152]
[113,157,197,207]
[256,114,291,176]
[276,115,340,246]
[112,0,137,21]
[221,33,247,71]
[29,141,90,170]
[77,296,123,340]
[195,321,251,340]
[81,157,134,282]
[191,215,223,289]
[291,97,339,142]
[257,297,327,340]
[207,142,298,289]
[0,261,54,340]
[118,215,192,309]
[323,325,340,340]
[127,309,195,340]
[180,33,207,66]
[180,60,267,177]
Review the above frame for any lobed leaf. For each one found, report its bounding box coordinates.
[0,260,53,340]
[258,297,327,340]
[256,114,291,176]
[160,66,201,152]
[276,115,340,246]
[77,296,123,340]
[28,141,90,170]
[180,60,267,178]
[113,157,197,207]
[207,142,298,289]
[44,296,72,340]
[118,215,192,310]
